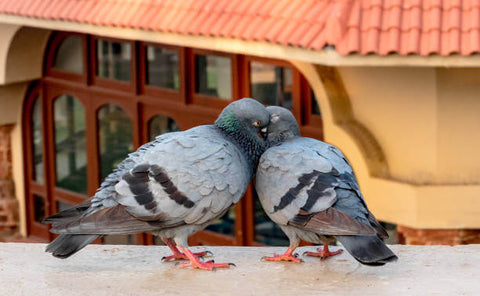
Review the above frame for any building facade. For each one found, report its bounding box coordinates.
[1,0,480,245]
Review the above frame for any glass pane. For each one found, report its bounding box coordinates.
[54,95,87,194]
[103,235,137,245]
[33,195,45,223]
[195,54,232,99]
[31,96,44,184]
[250,61,293,109]
[53,36,83,74]
[97,39,131,81]
[148,115,180,141]
[205,207,235,237]
[98,105,133,181]
[254,191,289,246]
[311,91,321,116]
[146,47,179,90]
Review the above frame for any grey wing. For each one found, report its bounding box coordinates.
[89,131,184,211]
[298,138,387,237]
[114,131,250,227]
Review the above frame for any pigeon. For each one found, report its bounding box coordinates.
[43,98,270,271]
[255,106,397,265]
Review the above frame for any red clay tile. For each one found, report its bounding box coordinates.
[402,4,422,31]
[339,26,360,54]
[379,28,401,55]
[441,29,461,54]
[2,0,480,57]
[138,3,161,30]
[256,0,279,16]
[361,4,383,30]
[298,22,325,49]
[361,28,380,54]
[423,6,442,33]
[400,28,421,54]
[381,4,401,31]
[462,29,480,54]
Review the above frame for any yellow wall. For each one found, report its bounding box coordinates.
[339,67,439,184]
[436,68,480,184]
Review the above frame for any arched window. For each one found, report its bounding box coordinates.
[54,95,87,194]
[148,115,180,141]
[23,31,322,246]
[53,36,83,74]
[98,104,133,181]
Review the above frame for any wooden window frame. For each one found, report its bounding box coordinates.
[90,36,138,94]
[188,48,239,109]
[23,82,50,240]
[44,32,88,84]
[139,43,186,102]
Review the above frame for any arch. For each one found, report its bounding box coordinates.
[3,27,51,84]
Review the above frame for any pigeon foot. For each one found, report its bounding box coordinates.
[304,244,343,260]
[176,246,234,271]
[162,250,213,262]
[262,247,303,263]
[178,259,235,271]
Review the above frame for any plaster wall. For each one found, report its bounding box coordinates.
[436,68,480,184]
[338,67,438,184]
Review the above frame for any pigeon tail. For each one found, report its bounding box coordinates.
[46,234,100,259]
[336,235,398,266]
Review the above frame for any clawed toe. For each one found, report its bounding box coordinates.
[304,245,343,260]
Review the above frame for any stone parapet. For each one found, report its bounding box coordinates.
[0,243,480,295]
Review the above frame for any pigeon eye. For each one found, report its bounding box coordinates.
[253,120,262,127]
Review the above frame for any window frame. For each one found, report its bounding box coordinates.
[90,36,138,93]
[139,42,186,101]
[188,48,239,109]
[23,82,50,239]
[44,32,88,84]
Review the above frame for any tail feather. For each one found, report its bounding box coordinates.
[45,234,100,259]
[336,235,398,266]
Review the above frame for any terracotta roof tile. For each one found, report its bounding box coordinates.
[2,0,480,56]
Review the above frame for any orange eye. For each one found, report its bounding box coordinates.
[254,120,262,126]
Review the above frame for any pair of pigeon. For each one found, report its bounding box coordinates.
[44,98,397,270]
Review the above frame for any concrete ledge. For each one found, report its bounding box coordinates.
[1,243,479,295]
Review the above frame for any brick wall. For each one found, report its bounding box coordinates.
[0,124,19,240]
[397,225,480,245]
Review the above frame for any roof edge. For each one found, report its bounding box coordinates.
[2,14,480,68]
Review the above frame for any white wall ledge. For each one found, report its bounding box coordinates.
[1,243,479,295]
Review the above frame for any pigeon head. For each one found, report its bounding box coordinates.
[216,98,270,136]
[265,106,301,146]
[215,98,270,172]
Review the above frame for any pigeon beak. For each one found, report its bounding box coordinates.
[259,127,268,140]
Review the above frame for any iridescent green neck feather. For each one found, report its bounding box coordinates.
[216,111,266,175]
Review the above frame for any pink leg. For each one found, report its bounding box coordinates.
[161,238,212,262]
[305,243,343,260]
[176,246,235,271]
[262,247,303,263]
